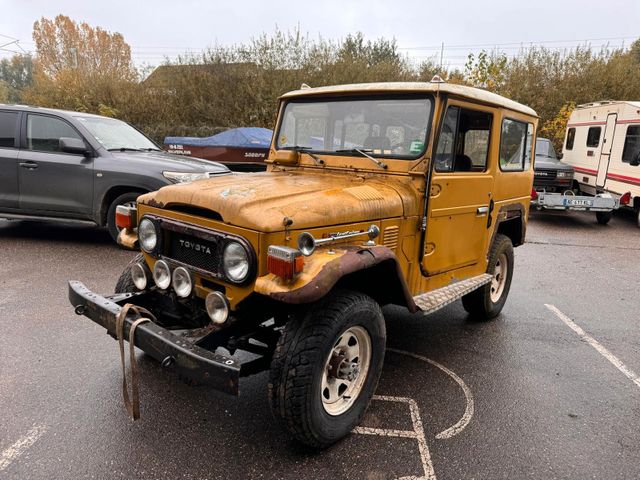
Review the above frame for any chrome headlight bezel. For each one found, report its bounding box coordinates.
[222,240,251,284]
[138,217,160,253]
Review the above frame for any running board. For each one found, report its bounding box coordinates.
[413,274,492,315]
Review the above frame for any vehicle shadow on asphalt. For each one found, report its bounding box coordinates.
[0,219,114,246]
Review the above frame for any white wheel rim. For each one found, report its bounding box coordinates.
[490,252,508,303]
[321,325,372,416]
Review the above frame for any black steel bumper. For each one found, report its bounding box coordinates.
[68,281,240,395]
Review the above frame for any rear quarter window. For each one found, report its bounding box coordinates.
[0,111,19,148]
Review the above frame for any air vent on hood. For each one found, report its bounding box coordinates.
[167,204,223,221]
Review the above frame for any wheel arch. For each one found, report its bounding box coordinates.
[98,186,149,226]
[494,203,526,247]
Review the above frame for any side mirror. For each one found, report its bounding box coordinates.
[60,137,90,156]
[272,149,299,166]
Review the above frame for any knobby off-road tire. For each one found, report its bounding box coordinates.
[107,192,141,243]
[268,290,386,449]
[596,211,612,225]
[115,253,145,293]
[462,233,514,320]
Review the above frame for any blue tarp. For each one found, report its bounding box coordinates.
[164,127,272,148]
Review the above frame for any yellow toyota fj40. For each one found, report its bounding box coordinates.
[69,79,537,448]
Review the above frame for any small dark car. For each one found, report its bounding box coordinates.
[0,105,229,242]
[533,137,574,192]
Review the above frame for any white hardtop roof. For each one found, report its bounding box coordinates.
[281,81,538,117]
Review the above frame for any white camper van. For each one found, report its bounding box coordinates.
[562,101,638,226]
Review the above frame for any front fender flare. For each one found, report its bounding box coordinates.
[254,245,418,312]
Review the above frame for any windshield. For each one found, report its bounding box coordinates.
[535,138,557,158]
[75,116,159,151]
[276,95,432,159]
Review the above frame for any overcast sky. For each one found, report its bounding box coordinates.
[2,0,640,68]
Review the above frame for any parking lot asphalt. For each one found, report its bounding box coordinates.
[1,209,639,480]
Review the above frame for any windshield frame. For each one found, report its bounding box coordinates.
[274,93,434,162]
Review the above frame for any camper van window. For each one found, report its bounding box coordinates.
[566,128,576,150]
[586,127,601,148]
[622,125,640,164]
[499,118,529,171]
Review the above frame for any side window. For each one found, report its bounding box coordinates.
[27,114,83,153]
[499,118,528,171]
[0,111,19,148]
[622,125,640,164]
[586,126,601,148]
[435,106,492,172]
[565,127,576,150]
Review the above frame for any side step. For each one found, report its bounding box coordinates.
[413,273,492,315]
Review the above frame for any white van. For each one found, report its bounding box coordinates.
[562,101,639,226]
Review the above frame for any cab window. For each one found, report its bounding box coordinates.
[499,118,534,171]
[622,125,640,164]
[434,106,492,172]
[0,111,19,148]
[26,114,84,153]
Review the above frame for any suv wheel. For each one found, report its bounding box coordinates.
[107,192,141,243]
[462,233,514,320]
[268,290,386,448]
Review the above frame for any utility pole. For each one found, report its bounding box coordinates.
[439,42,444,73]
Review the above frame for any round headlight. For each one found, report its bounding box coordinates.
[223,242,249,282]
[297,232,316,256]
[152,260,171,289]
[172,266,193,298]
[206,291,229,324]
[138,218,158,252]
[131,262,148,290]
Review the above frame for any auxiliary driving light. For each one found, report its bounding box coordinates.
[131,262,149,290]
[172,266,193,298]
[152,260,171,290]
[205,291,229,324]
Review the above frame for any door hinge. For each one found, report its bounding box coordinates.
[420,216,427,232]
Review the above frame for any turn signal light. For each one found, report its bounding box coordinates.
[620,191,631,206]
[530,188,538,200]
[115,205,137,229]
[267,246,304,280]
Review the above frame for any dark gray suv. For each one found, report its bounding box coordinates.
[0,105,229,242]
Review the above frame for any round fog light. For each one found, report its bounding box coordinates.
[131,262,148,290]
[205,292,229,324]
[172,267,193,298]
[152,260,171,290]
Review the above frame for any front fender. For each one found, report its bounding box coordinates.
[254,245,417,312]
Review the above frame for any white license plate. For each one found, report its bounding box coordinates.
[564,199,592,206]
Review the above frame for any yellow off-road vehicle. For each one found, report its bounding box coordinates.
[69,79,537,448]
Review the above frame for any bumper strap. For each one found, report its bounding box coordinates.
[115,303,157,420]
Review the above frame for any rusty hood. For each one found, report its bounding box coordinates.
[138,170,419,232]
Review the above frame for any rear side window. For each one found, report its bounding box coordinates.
[27,114,83,152]
[0,111,18,148]
[500,118,533,171]
[565,127,576,150]
[622,125,640,164]
[586,126,601,147]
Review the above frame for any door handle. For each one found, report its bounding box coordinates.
[19,161,38,170]
[477,206,489,216]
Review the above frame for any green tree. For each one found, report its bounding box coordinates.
[0,54,33,102]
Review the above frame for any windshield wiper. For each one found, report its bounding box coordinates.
[108,147,145,152]
[335,148,388,170]
[286,146,325,166]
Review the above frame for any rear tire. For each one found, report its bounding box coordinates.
[107,192,142,243]
[462,234,514,320]
[636,207,640,228]
[268,290,386,449]
[596,211,612,225]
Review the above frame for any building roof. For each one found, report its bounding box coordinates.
[281,81,538,117]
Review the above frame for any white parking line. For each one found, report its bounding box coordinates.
[0,424,47,472]
[354,395,436,480]
[545,304,640,390]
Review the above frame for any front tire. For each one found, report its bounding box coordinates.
[268,290,386,449]
[107,192,142,243]
[115,253,144,293]
[462,234,514,320]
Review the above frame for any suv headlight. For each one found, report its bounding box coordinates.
[558,171,573,178]
[163,171,211,183]
[223,241,250,283]
[138,217,158,252]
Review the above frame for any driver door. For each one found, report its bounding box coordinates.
[422,101,495,276]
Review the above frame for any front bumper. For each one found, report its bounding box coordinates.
[68,281,240,395]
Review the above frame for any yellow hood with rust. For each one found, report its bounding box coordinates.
[138,170,419,232]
